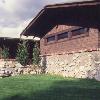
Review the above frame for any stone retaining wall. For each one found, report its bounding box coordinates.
[0,59,42,78]
[41,50,100,81]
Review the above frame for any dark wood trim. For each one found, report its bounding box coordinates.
[44,27,89,45]
[46,1,100,9]
[70,28,89,39]
[21,1,100,36]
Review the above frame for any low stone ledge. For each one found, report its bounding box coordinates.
[0,59,43,78]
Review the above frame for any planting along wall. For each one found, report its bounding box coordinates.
[41,50,100,81]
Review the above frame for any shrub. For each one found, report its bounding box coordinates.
[32,42,41,66]
[16,41,29,66]
[2,46,9,60]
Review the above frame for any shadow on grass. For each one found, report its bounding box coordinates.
[3,79,100,100]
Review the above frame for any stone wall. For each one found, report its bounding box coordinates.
[41,50,100,81]
[0,59,42,78]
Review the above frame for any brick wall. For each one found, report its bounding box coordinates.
[40,25,99,55]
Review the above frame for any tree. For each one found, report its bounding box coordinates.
[16,41,29,66]
[32,42,41,66]
[2,46,9,60]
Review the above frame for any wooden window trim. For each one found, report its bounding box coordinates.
[44,27,89,45]
[44,34,56,45]
[70,28,89,39]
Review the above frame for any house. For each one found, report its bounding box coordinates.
[21,1,100,80]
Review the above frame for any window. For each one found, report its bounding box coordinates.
[45,27,89,44]
[57,32,68,40]
[71,27,88,36]
[47,36,55,43]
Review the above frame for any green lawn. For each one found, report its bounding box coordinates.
[0,75,100,100]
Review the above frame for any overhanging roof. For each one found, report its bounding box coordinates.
[21,1,100,38]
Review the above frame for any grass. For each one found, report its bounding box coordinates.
[0,74,100,100]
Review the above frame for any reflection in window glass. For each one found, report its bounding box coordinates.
[57,32,68,40]
[71,28,88,36]
[47,36,55,42]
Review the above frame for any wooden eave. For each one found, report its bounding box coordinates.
[21,1,100,38]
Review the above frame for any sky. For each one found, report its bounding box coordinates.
[0,0,93,38]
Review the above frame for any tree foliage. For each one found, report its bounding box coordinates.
[32,42,41,66]
[2,46,9,59]
[16,41,29,66]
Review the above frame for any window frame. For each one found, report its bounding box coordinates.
[44,34,56,45]
[46,35,56,43]
[57,31,69,40]
[44,27,89,45]
[70,27,89,39]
